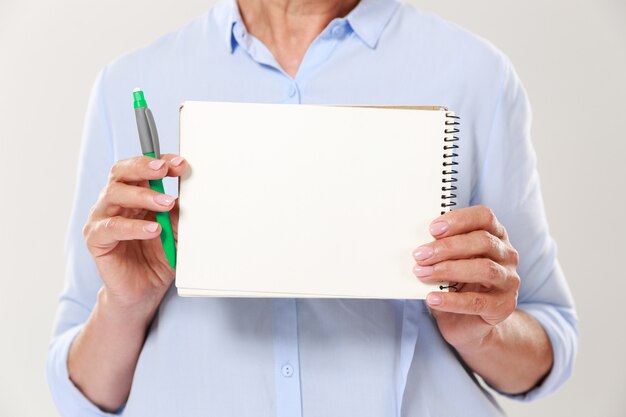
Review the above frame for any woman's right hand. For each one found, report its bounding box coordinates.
[82,154,188,315]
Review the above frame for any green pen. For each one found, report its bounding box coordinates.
[132,88,176,269]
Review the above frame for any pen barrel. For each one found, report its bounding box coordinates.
[149,178,177,269]
[144,151,177,269]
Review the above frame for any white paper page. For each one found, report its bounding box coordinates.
[176,102,447,299]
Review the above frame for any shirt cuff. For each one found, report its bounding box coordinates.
[496,302,578,402]
[46,324,125,417]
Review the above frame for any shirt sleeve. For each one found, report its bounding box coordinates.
[470,56,578,401]
[45,68,123,416]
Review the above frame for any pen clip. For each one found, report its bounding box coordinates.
[145,108,161,159]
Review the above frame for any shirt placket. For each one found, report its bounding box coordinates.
[232,19,350,105]
[272,298,303,417]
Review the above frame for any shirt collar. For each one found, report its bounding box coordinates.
[346,0,400,49]
[218,0,400,53]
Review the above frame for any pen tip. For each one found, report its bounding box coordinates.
[132,87,142,93]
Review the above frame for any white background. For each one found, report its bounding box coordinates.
[0,0,624,416]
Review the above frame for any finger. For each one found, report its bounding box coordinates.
[91,182,176,219]
[84,216,161,254]
[413,230,514,266]
[414,258,515,290]
[160,154,188,178]
[425,291,516,324]
[428,205,506,240]
[109,156,170,183]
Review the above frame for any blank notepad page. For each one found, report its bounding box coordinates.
[176,101,451,299]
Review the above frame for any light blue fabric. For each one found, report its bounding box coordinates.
[46,0,578,415]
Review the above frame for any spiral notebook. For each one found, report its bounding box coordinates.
[175,101,459,299]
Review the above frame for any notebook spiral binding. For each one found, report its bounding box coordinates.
[440,112,460,292]
[441,112,460,215]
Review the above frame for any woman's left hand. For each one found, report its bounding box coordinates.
[412,205,521,352]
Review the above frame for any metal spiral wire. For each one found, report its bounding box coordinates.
[440,113,460,215]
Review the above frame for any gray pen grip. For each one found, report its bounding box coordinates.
[134,107,160,158]
[146,108,161,158]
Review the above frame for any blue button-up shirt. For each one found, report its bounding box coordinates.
[47,0,577,415]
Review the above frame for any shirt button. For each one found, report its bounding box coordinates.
[234,23,245,39]
[281,364,294,377]
[288,85,297,97]
[331,25,344,37]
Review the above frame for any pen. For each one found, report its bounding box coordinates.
[132,88,177,269]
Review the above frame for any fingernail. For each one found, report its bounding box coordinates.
[144,222,159,233]
[413,246,433,261]
[170,156,185,167]
[430,221,448,236]
[149,159,166,170]
[427,293,443,306]
[154,193,174,206]
[413,265,433,278]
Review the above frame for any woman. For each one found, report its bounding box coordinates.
[47,0,577,415]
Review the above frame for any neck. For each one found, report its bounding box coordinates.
[237,0,359,78]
